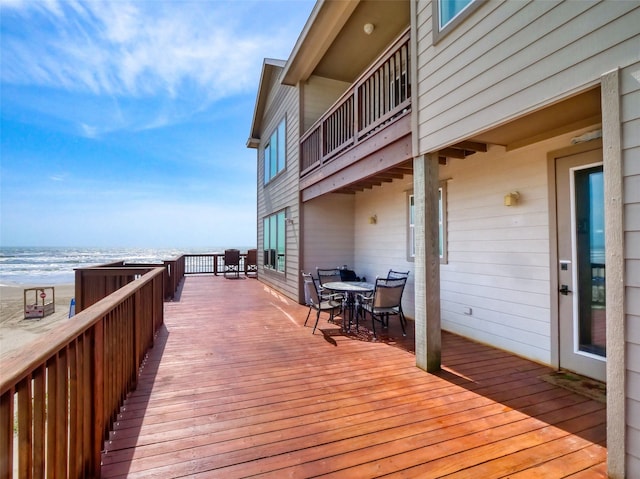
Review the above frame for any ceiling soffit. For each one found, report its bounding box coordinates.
[283,0,409,85]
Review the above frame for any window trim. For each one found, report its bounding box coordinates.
[263,117,286,185]
[407,182,448,264]
[432,0,485,44]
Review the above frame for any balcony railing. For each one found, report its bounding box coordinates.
[300,29,411,174]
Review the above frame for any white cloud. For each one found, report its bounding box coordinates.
[1,1,297,100]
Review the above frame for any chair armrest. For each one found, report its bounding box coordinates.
[320,292,343,302]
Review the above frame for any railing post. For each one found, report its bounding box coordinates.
[91,322,104,478]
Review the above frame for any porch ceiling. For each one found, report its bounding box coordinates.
[465,87,603,153]
[282,0,409,85]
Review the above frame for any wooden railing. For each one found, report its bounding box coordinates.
[300,29,411,174]
[0,267,165,478]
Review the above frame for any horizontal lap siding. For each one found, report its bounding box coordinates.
[439,143,557,364]
[416,0,640,153]
[622,61,640,477]
[257,70,300,301]
[355,176,416,318]
[302,194,355,289]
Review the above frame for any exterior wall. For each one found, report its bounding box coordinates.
[354,176,416,318]
[438,126,602,365]
[302,75,350,133]
[256,70,301,301]
[301,194,355,293]
[622,60,640,477]
[415,0,640,153]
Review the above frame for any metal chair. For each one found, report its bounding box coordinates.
[387,269,410,280]
[316,268,342,287]
[301,272,343,334]
[223,249,240,278]
[387,269,409,318]
[357,277,408,337]
[316,267,346,301]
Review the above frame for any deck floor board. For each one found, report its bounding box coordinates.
[101,275,606,478]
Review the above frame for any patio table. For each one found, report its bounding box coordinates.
[322,281,374,332]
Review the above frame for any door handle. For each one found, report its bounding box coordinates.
[559,284,572,295]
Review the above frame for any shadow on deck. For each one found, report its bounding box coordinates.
[101,275,606,478]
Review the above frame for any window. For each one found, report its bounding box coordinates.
[263,211,286,272]
[433,0,483,43]
[438,0,474,29]
[264,119,286,184]
[408,183,447,263]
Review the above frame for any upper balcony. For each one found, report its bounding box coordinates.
[298,29,413,201]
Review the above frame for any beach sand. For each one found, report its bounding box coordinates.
[0,283,75,356]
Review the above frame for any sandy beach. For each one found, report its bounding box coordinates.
[0,283,76,356]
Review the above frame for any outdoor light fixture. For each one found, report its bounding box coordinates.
[504,191,520,207]
[364,23,375,35]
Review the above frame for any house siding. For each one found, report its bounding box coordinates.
[416,0,640,153]
[302,194,355,279]
[622,60,640,477]
[438,135,585,365]
[256,68,301,301]
[355,176,416,318]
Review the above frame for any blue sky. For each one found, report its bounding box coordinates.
[0,0,314,248]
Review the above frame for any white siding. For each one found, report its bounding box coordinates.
[256,68,301,301]
[415,0,640,153]
[302,194,355,280]
[622,60,640,478]
[355,176,416,318]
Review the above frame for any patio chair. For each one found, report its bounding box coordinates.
[223,249,240,278]
[316,268,342,287]
[357,277,408,337]
[387,269,409,318]
[316,267,346,302]
[302,272,343,334]
[387,269,410,280]
[245,249,257,277]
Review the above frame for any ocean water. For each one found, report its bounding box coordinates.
[0,246,250,285]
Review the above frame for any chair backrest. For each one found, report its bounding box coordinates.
[316,268,342,286]
[302,272,321,306]
[373,277,407,309]
[225,249,240,264]
[387,269,410,280]
[246,249,257,266]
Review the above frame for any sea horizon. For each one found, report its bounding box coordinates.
[0,246,256,286]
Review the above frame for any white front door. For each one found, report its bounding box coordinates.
[555,147,606,382]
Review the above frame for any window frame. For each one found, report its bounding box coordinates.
[263,210,286,273]
[432,0,484,44]
[263,117,286,184]
[407,182,447,264]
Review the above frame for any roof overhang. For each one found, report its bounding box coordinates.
[281,0,359,86]
[246,58,286,149]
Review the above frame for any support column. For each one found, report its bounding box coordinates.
[413,153,441,372]
[602,68,625,479]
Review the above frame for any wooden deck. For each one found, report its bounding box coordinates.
[101,275,606,478]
